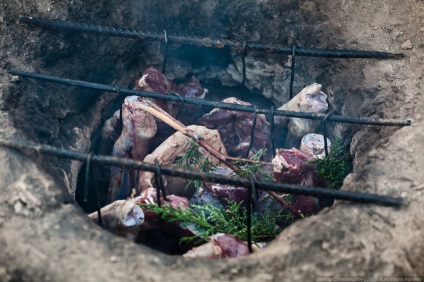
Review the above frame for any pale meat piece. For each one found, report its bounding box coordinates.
[102,109,121,147]
[108,96,157,203]
[88,198,145,241]
[300,133,332,159]
[183,233,256,259]
[138,125,227,194]
[275,83,328,138]
[200,97,271,159]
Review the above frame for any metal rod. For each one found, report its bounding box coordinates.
[19,17,404,59]
[290,46,296,99]
[241,41,247,100]
[245,106,257,158]
[83,152,93,203]
[93,164,102,226]
[9,70,412,127]
[154,159,168,202]
[114,85,124,131]
[270,106,276,156]
[0,139,403,207]
[172,91,185,120]
[162,30,168,75]
[247,177,254,253]
[322,109,337,159]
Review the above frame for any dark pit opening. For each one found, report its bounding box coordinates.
[69,39,355,255]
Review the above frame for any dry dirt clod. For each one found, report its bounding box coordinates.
[401,40,413,50]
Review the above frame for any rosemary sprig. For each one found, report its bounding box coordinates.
[174,140,216,189]
[141,200,292,244]
[235,148,274,181]
[313,137,353,189]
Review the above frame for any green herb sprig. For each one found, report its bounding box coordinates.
[313,137,353,189]
[141,200,293,244]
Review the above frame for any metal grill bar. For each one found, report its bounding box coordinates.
[0,139,403,207]
[19,17,404,59]
[9,70,412,127]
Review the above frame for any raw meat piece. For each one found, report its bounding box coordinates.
[300,133,332,159]
[201,166,249,207]
[275,83,328,138]
[183,233,260,259]
[178,76,207,99]
[88,198,144,241]
[134,66,179,95]
[272,148,322,186]
[108,96,157,203]
[175,76,208,125]
[138,125,227,194]
[272,148,326,217]
[200,97,271,159]
[291,195,320,216]
[135,67,207,124]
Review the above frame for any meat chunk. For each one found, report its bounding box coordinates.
[135,67,208,125]
[275,83,328,138]
[108,96,157,203]
[272,148,326,216]
[200,97,271,159]
[183,233,254,259]
[175,76,208,125]
[272,148,323,186]
[138,125,227,194]
[178,76,207,99]
[88,198,144,241]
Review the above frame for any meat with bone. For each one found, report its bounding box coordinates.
[175,76,208,125]
[200,97,271,159]
[108,96,157,203]
[135,66,179,95]
[272,148,326,216]
[183,233,264,259]
[300,133,332,159]
[88,198,145,241]
[178,76,208,99]
[275,83,328,138]
[138,125,227,195]
[135,67,207,124]
[272,147,324,186]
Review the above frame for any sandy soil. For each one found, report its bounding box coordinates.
[0,0,423,281]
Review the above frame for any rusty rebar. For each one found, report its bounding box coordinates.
[0,139,404,207]
[19,17,404,59]
[9,70,412,127]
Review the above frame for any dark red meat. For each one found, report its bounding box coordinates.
[200,97,271,159]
